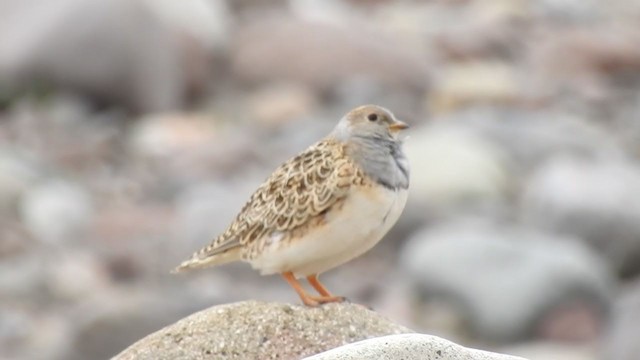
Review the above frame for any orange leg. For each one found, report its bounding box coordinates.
[307,274,332,296]
[282,272,319,306]
[307,274,345,303]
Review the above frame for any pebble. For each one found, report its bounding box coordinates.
[19,179,93,245]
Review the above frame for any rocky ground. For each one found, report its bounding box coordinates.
[113,301,524,360]
[1,0,640,359]
[113,301,410,360]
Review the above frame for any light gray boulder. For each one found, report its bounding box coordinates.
[522,156,640,276]
[304,333,527,360]
[399,219,613,342]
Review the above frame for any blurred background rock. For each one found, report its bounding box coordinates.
[1,0,639,359]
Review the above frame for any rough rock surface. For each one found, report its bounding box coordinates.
[304,333,527,360]
[112,301,412,360]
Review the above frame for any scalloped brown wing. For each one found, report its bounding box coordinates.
[174,139,361,271]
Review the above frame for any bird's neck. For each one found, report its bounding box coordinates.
[345,135,410,190]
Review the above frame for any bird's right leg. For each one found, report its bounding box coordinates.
[281,272,319,306]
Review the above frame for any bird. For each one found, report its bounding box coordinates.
[173,104,410,306]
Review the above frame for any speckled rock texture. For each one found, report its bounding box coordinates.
[112,300,412,360]
[305,334,528,360]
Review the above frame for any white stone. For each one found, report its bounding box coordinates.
[404,124,509,206]
[19,180,93,244]
[304,333,527,360]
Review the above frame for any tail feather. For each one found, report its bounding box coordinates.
[171,247,242,274]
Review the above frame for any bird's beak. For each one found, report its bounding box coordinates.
[388,120,410,132]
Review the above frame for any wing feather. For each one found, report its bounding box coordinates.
[173,139,359,272]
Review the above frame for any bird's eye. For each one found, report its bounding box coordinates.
[367,113,378,122]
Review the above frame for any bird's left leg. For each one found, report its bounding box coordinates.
[307,274,345,303]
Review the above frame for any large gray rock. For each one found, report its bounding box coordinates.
[0,0,214,112]
[113,301,412,360]
[522,157,640,276]
[399,219,612,342]
[304,333,527,360]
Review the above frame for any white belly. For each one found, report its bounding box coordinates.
[249,187,408,278]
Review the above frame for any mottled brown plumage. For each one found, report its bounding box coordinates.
[173,139,366,271]
[173,104,410,306]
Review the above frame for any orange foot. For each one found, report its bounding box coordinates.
[282,272,347,307]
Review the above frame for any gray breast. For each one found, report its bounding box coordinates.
[349,136,410,190]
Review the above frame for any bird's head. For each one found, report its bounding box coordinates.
[332,104,409,141]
